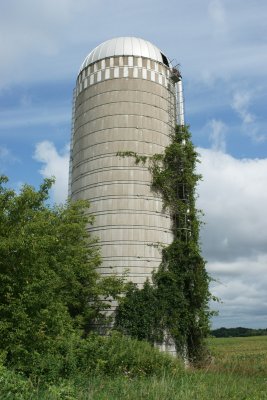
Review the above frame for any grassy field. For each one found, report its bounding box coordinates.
[1,336,267,399]
[207,335,267,378]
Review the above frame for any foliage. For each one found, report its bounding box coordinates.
[77,331,183,377]
[211,327,267,338]
[0,176,122,376]
[114,281,163,343]
[0,358,37,399]
[0,333,183,398]
[116,126,214,363]
[2,336,267,399]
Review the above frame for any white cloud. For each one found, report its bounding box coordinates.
[34,141,69,203]
[210,255,267,328]
[197,148,267,261]
[197,148,267,327]
[232,91,255,124]
[231,90,266,143]
[208,119,227,152]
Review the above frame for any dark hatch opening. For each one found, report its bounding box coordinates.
[161,52,169,67]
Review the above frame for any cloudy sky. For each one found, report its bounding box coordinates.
[1,0,266,329]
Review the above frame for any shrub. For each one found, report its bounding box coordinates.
[77,331,183,377]
[0,359,37,399]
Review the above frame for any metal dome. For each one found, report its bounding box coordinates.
[79,37,170,72]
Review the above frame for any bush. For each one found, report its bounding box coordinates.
[0,360,37,399]
[0,176,123,380]
[77,331,183,377]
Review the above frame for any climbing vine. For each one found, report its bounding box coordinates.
[115,125,215,364]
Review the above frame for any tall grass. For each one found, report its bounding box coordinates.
[1,336,267,399]
[35,372,267,399]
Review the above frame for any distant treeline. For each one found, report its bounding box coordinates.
[211,327,267,338]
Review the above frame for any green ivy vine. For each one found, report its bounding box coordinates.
[115,125,215,364]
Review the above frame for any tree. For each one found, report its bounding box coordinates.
[0,176,122,372]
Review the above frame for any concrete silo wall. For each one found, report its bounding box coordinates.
[70,55,174,286]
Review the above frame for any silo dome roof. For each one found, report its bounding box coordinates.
[79,37,170,72]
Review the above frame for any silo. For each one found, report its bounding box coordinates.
[69,37,182,287]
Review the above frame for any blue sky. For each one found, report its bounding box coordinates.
[1,0,267,329]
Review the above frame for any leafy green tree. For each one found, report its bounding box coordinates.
[0,176,122,373]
